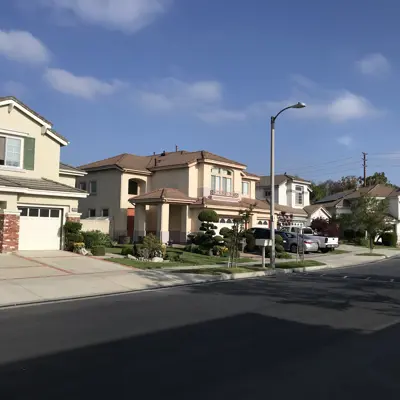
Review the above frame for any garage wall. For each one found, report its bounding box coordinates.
[18,195,78,211]
[0,193,18,210]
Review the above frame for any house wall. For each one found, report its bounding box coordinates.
[150,168,189,194]
[120,172,148,209]
[389,197,399,219]
[58,174,77,187]
[18,195,79,211]
[77,169,123,235]
[0,193,18,210]
[286,181,310,208]
[81,218,110,234]
[201,164,245,197]
[0,105,61,181]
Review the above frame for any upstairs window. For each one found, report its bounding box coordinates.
[242,181,250,195]
[89,181,97,195]
[211,167,232,193]
[264,190,271,198]
[0,136,22,168]
[88,209,96,217]
[295,185,303,205]
[79,182,87,191]
[128,179,139,195]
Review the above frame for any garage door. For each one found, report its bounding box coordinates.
[18,207,63,250]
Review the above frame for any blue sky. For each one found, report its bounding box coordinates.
[1,0,400,183]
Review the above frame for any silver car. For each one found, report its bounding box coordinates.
[282,233,319,254]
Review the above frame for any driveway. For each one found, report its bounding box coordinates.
[0,251,130,280]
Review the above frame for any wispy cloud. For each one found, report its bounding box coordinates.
[44,68,126,99]
[337,135,352,147]
[40,0,171,33]
[0,29,50,64]
[136,77,222,113]
[356,53,391,77]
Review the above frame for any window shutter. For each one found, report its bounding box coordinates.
[23,138,35,171]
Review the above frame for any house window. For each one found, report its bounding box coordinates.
[242,181,250,195]
[128,179,138,195]
[295,185,303,205]
[88,209,96,217]
[89,181,97,195]
[102,209,109,217]
[79,182,87,191]
[264,190,271,198]
[211,168,232,194]
[0,136,22,168]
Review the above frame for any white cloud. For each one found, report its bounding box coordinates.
[2,81,27,97]
[136,78,222,113]
[0,29,50,64]
[44,68,126,99]
[41,0,171,33]
[337,135,352,146]
[356,53,391,76]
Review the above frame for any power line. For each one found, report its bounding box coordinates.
[276,160,361,175]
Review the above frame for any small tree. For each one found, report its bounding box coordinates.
[198,209,219,254]
[346,195,390,251]
[238,204,254,230]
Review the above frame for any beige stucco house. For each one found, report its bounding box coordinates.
[256,174,331,226]
[78,150,271,243]
[0,96,87,253]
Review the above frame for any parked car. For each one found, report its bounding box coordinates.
[250,228,318,254]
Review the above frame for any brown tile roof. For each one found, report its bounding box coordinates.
[341,184,394,200]
[242,171,260,179]
[192,197,270,211]
[0,96,68,143]
[0,174,86,194]
[258,174,310,187]
[130,188,196,203]
[80,150,246,172]
[60,162,86,174]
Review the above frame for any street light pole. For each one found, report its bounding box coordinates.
[269,102,306,268]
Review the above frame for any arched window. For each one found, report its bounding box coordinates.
[219,218,226,223]
[128,179,138,195]
[211,167,232,194]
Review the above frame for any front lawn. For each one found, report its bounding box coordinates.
[105,247,126,255]
[356,253,385,257]
[107,249,255,269]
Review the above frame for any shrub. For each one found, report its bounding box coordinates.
[64,221,83,251]
[64,221,82,234]
[185,244,200,253]
[92,246,106,256]
[275,244,285,253]
[121,246,133,256]
[82,230,112,249]
[166,251,181,262]
[142,234,164,258]
[381,232,397,247]
[360,237,369,248]
[213,235,224,244]
[219,227,232,237]
[278,252,292,259]
[198,210,219,223]
[244,232,256,252]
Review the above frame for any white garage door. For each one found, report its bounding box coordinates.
[18,207,63,250]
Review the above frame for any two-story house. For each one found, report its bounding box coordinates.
[256,174,331,226]
[78,149,270,243]
[0,96,87,253]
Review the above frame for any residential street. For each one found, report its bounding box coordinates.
[1,257,400,400]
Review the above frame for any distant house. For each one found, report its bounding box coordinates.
[256,174,331,227]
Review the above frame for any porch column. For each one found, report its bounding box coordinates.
[250,213,258,229]
[180,205,189,243]
[133,203,146,242]
[157,203,170,243]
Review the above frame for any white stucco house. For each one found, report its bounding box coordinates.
[256,174,331,227]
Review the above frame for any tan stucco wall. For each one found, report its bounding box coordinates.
[120,172,148,209]
[0,105,61,181]
[150,168,189,194]
[58,174,77,187]
[77,169,122,229]
[188,165,199,198]
[0,193,18,210]
[18,195,79,211]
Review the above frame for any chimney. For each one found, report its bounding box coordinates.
[161,150,166,156]
[153,152,156,155]
[175,145,178,152]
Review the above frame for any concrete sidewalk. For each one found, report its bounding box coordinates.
[0,245,399,308]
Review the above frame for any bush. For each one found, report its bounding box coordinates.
[121,246,133,256]
[198,210,219,223]
[212,245,228,256]
[92,246,106,256]
[213,235,224,244]
[82,230,112,249]
[165,251,182,262]
[381,232,397,247]
[219,227,232,237]
[278,252,292,259]
[275,244,285,253]
[244,232,256,252]
[142,234,164,258]
[64,221,82,234]
[184,244,200,253]
[64,221,83,250]
[359,237,369,247]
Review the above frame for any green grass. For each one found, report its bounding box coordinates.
[356,253,385,257]
[105,247,124,255]
[172,266,264,275]
[107,248,255,269]
[275,260,326,269]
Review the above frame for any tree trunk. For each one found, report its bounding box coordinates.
[369,234,373,253]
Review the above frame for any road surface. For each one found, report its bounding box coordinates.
[1,257,400,399]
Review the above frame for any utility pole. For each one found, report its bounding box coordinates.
[362,152,368,187]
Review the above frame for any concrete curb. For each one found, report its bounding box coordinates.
[0,253,397,310]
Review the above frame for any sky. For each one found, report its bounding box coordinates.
[1,0,400,184]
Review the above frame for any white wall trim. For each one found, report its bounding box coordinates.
[47,130,69,146]
[0,209,22,215]
[59,169,86,177]
[0,186,88,198]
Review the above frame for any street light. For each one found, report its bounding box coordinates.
[269,102,306,268]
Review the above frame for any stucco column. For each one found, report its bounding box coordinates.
[250,213,258,229]
[180,205,189,243]
[66,212,82,223]
[133,203,146,242]
[157,203,170,243]
[0,210,21,253]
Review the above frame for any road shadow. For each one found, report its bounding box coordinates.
[0,312,367,400]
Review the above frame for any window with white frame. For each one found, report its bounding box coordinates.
[295,185,303,205]
[89,181,97,195]
[242,181,250,195]
[211,167,232,194]
[0,136,22,168]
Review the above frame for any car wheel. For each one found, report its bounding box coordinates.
[290,244,297,253]
[321,248,329,254]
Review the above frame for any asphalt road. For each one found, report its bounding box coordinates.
[1,257,400,399]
